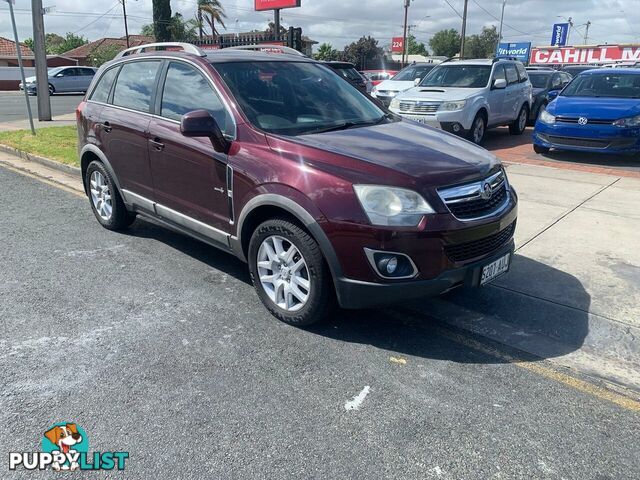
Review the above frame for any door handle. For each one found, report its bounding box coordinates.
[149,138,165,151]
[101,121,112,133]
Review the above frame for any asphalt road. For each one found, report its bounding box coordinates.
[1,166,638,479]
[0,91,82,122]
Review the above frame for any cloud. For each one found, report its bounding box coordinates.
[2,0,639,50]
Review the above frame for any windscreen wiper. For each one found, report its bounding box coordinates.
[305,116,388,135]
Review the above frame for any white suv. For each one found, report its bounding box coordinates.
[389,59,532,145]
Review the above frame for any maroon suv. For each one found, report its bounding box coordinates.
[77,43,517,326]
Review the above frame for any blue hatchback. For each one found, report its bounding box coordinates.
[533,69,640,155]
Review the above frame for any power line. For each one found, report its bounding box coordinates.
[442,0,462,19]
[470,0,530,36]
[72,3,121,35]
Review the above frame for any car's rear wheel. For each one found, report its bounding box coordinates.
[248,218,334,326]
[468,113,486,145]
[533,144,550,154]
[510,104,529,135]
[85,161,135,230]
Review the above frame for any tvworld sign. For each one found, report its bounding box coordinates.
[496,42,532,63]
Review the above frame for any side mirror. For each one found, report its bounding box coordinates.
[414,78,421,86]
[181,109,229,154]
[493,78,507,89]
[54,73,64,78]
[547,90,560,101]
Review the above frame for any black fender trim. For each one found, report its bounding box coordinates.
[233,194,344,285]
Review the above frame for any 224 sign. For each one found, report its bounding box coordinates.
[391,37,405,53]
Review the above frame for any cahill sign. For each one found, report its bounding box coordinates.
[531,45,640,65]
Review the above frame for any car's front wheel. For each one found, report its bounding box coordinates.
[85,161,135,230]
[48,84,55,96]
[467,113,486,145]
[509,104,529,135]
[248,218,335,326]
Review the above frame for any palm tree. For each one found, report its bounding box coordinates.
[196,0,227,41]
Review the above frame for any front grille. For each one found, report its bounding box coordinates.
[546,135,610,148]
[445,221,516,263]
[399,101,441,114]
[438,170,509,221]
[555,116,613,125]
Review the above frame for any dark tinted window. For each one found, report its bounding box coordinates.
[528,72,550,88]
[516,63,528,82]
[160,62,230,132]
[551,73,562,89]
[60,68,76,77]
[112,61,161,112]
[79,68,95,76]
[505,64,519,84]
[331,66,363,82]
[562,73,640,98]
[90,67,119,103]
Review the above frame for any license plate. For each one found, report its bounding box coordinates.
[480,253,510,285]
[403,115,439,127]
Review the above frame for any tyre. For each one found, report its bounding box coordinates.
[467,113,486,145]
[248,218,335,326]
[509,104,529,135]
[85,161,135,230]
[533,144,550,154]
[48,84,55,96]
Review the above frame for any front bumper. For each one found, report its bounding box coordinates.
[533,121,640,153]
[390,109,475,134]
[335,240,515,309]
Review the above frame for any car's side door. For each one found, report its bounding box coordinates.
[487,64,507,125]
[53,68,76,92]
[98,60,162,201]
[503,63,521,122]
[148,60,234,235]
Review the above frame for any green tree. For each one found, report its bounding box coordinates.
[153,0,172,42]
[196,0,226,40]
[314,43,340,61]
[53,33,88,54]
[88,44,121,67]
[140,24,156,37]
[429,28,461,57]
[342,36,383,70]
[169,13,199,43]
[23,38,34,51]
[465,25,500,58]
[406,34,429,56]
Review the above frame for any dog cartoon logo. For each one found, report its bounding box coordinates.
[42,423,88,471]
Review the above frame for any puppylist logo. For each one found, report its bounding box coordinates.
[9,423,129,472]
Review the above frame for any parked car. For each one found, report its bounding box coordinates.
[533,68,640,155]
[362,70,398,86]
[78,42,518,326]
[560,65,599,77]
[389,58,532,145]
[527,69,572,124]
[371,63,437,106]
[19,66,97,95]
[324,61,369,93]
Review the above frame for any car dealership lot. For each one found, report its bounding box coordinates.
[0,151,639,477]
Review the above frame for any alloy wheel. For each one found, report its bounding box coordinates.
[89,171,113,221]
[518,107,527,131]
[257,235,310,312]
[473,117,485,144]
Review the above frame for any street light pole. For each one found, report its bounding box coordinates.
[120,0,130,48]
[460,0,469,59]
[401,0,410,67]
[583,20,591,44]
[497,0,507,51]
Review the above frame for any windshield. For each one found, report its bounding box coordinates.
[332,66,363,82]
[392,65,433,82]
[528,73,551,89]
[420,65,492,88]
[561,73,640,98]
[213,61,390,136]
[47,67,65,76]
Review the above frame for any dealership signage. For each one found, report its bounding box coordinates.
[496,42,531,62]
[531,45,640,65]
[391,37,404,53]
[254,0,301,10]
[550,23,569,46]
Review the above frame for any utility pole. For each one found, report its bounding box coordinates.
[584,20,591,44]
[566,17,574,45]
[31,0,51,121]
[460,0,469,59]
[402,0,410,67]
[274,9,281,41]
[120,0,130,48]
[5,0,35,134]
[497,0,507,51]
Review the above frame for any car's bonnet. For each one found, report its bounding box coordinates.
[374,80,415,92]
[396,86,483,102]
[548,96,640,119]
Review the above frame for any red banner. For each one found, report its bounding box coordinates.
[391,37,404,53]
[255,0,301,11]
[531,45,640,65]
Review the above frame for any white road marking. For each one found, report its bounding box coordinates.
[344,386,370,411]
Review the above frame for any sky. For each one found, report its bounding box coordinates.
[2,0,640,51]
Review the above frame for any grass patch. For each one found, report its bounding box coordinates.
[0,125,78,167]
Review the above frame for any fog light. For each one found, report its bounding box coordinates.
[386,257,398,274]
[366,249,417,279]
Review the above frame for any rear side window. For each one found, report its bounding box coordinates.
[112,61,161,112]
[505,64,519,84]
[89,67,119,104]
[160,62,230,132]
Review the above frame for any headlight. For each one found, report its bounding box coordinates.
[613,114,640,127]
[353,185,435,226]
[439,100,467,111]
[389,98,401,109]
[539,109,556,125]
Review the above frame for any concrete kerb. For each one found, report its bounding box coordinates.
[0,143,80,176]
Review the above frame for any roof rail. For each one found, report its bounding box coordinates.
[223,45,306,57]
[115,42,206,59]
